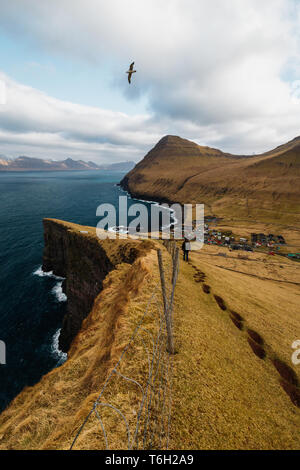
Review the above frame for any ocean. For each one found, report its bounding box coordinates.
[0,170,158,412]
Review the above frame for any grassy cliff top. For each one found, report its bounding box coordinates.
[0,220,299,449]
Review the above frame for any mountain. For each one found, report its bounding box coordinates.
[0,156,136,172]
[120,135,300,227]
[97,161,136,172]
[0,156,101,171]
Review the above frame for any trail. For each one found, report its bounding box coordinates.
[212,264,300,286]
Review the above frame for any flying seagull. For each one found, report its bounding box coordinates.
[126,61,136,84]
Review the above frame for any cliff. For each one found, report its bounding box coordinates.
[0,220,299,450]
[43,218,153,351]
[120,135,300,227]
[0,219,163,449]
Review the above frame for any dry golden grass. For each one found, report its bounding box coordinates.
[190,245,300,364]
[0,230,170,450]
[123,135,300,228]
[0,222,299,450]
[168,245,300,449]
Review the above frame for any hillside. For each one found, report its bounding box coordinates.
[171,244,300,449]
[0,219,159,449]
[121,135,300,227]
[0,220,299,450]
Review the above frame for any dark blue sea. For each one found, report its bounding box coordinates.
[0,170,157,412]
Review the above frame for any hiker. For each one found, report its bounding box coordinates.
[182,238,191,261]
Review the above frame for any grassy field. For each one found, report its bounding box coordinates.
[0,223,299,449]
[169,244,300,449]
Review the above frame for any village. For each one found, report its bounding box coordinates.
[204,227,285,250]
[203,226,300,259]
[184,218,300,261]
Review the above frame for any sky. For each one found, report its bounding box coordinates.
[0,0,300,164]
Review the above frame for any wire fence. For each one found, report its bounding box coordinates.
[70,241,180,451]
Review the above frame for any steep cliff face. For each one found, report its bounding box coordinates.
[0,221,160,450]
[1,220,299,450]
[43,218,152,352]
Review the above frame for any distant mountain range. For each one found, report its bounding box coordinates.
[0,156,135,172]
[97,161,136,172]
[120,135,300,227]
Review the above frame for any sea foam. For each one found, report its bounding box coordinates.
[33,266,67,301]
[33,265,64,280]
[51,329,67,365]
[52,282,67,302]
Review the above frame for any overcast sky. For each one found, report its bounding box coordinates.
[0,0,300,163]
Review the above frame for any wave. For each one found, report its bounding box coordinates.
[33,265,64,281]
[51,281,67,302]
[116,186,178,232]
[108,225,129,234]
[51,329,67,365]
[152,202,179,229]
[33,266,67,302]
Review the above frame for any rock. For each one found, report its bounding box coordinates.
[42,218,152,352]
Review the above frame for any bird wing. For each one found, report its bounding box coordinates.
[128,73,131,84]
[129,62,134,70]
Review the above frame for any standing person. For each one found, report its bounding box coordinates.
[182,238,191,261]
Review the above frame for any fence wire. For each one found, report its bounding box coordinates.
[70,241,179,451]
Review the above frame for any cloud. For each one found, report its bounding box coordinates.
[0,0,300,157]
[0,72,165,162]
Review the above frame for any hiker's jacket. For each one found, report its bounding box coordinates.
[182,241,191,251]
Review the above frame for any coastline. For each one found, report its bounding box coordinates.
[117,181,179,232]
[119,177,178,207]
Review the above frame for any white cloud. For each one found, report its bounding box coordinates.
[0,72,165,162]
[0,0,300,158]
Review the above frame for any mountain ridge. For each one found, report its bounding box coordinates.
[0,156,135,172]
[120,134,300,227]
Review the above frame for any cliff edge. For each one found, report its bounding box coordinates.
[0,219,160,449]
[0,221,299,450]
[43,218,153,351]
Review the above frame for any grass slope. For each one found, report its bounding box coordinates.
[0,223,299,449]
[122,135,300,228]
[169,245,300,449]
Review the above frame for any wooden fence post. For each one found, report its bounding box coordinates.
[169,248,179,326]
[157,249,175,354]
[171,247,179,285]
